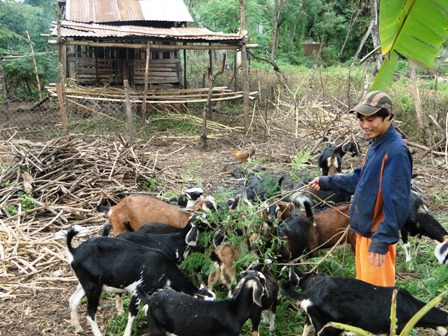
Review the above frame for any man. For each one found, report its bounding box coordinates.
[308,91,412,286]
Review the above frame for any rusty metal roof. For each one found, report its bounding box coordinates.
[50,21,246,42]
[65,0,194,23]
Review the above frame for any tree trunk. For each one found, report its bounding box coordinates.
[370,0,382,73]
[240,0,250,133]
[409,60,427,137]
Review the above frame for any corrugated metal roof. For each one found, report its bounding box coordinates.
[65,0,194,23]
[50,21,245,41]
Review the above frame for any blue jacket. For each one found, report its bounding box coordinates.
[319,125,412,254]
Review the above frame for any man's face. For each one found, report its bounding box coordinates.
[357,113,391,139]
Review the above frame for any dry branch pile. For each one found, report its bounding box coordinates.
[0,136,181,299]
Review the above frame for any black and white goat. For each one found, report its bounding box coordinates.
[62,226,214,336]
[317,140,360,176]
[401,187,448,262]
[168,187,205,208]
[137,271,267,336]
[281,266,448,336]
[246,262,279,336]
[281,181,350,210]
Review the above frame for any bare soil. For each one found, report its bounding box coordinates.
[0,125,447,336]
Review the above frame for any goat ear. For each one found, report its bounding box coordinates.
[185,224,198,247]
[289,266,302,285]
[252,279,265,307]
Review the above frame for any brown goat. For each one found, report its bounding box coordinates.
[269,201,356,261]
[207,244,240,295]
[308,202,356,256]
[99,194,193,236]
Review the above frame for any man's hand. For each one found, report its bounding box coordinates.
[369,251,385,268]
[308,177,320,191]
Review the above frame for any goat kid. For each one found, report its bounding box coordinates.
[208,244,240,295]
[63,226,214,336]
[281,266,448,336]
[137,271,267,336]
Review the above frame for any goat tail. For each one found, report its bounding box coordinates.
[66,225,91,256]
[303,200,314,221]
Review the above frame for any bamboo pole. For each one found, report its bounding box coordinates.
[26,30,42,99]
[124,80,134,143]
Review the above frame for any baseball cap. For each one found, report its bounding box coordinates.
[350,91,393,116]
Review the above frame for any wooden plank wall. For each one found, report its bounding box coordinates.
[131,58,180,85]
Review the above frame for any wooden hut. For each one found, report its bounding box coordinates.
[48,0,257,100]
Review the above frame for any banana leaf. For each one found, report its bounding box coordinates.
[371,0,448,91]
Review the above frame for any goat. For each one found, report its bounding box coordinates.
[137,271,267,336]
[401,187,448,262]
[245,262,279,336]
[317,140,360,176]
[435,240,448,264]
[97,194,194,235]
[275,201,355,262]
[207,244,241,295]
[281,266,448,336]
[62,226,214,336]
[281,182,350,211]
[235,173,284,206]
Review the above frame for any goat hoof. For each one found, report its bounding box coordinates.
[74,326,84,334]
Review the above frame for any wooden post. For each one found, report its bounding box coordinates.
[201,55,227,148]
[124,80,134,143]
[240,0,250,133]
[142,42,150,118]
[26,30,42,99]
[56,8,68,138]
[56,83,68,137]
[183,44,187,89]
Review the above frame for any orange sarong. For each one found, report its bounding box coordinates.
[355,233,396,286]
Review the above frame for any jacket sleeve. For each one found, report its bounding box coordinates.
[368,146,412,254]
[318,166,361,196]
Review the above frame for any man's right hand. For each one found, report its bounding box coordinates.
[308,177,320,191]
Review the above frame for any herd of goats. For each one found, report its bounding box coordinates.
[54,140,448,336]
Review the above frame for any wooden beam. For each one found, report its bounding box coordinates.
[48,40,258,50]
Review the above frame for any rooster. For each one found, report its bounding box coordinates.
[230,147,255,163]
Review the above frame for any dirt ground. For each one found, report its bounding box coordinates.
[0,126,447,336]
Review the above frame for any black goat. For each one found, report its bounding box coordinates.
[137,271,267,336]
[235,173,284,206]
[401,187,448,262]
[63,226,214,336]
[281,267,448,336]
[317,140,360,176]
